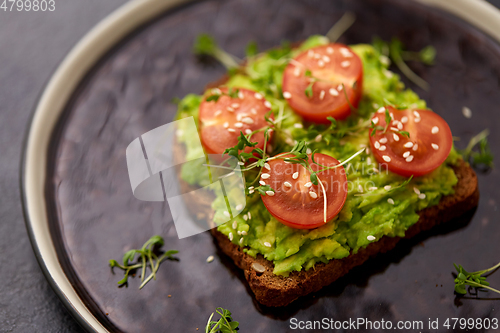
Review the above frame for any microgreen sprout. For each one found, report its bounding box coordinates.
[453,262,500,296]
[205,307,239,333]
[194,34,241,70]
[109,235,178,289]
[460,129,494,169]
[325,11,356,43]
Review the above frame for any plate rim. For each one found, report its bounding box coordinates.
[19,0,500,332]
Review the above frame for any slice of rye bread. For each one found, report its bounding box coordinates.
[210,160,479,307]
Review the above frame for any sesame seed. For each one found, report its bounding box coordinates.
[231,103,240,108]
[387,198,395,205]
[229,232,233,241]
[315,134,322,142]
[307,50,314,57]
[227,128,236,132]
[390,127,399,132]
[304,182,312,188]
[264,163,271,170]
[264,242,272,247]
[223,211,230,217]
[261,173,270,180]
[403,151,410,158]
[340,47,353,57]
[284,181,292,188]
[227,107,234,112]
[384,185,392,191]
[418,193,426,200]
[368,187,378,191]
[326,47,334,54]
[235,204,243,211]
[309,191,318,199]
[404,142,413,148]
[292,172,299,179]
[238,91,244,99]
[322,55,330,63]
[239,237,244,244]
[248,186,254,190]
[319,90,325,100]
[259,180,266,186]
[283,91,292,99]
[367,157,372,164]
[306,148,312,154]
[251,108,257,114]
[341,60,350,67]
[431,143,439,150]
[372,168,379,173]
[247,212,251,219]
[379,55,390,65]
[329,88,339,96]
[212,88,222,95]
[264,101,272,108]
[367,235,376,241]
[206,255,214,263]
[245,129,252,134]
[293,67,301,77]
[393,133,400,141]
[374,141,381,149]
[413,187,420,195]
[379,145,387,151]
[214,110,222,117]
[414,117,421,123]
[412,144,419,151]
[337,84,343,91]
[379,137,387,143]
[314,53,321,59]
[431,126,439,134]
[266,191,275,196]
[365,147,371,154]
[382,155,391,162]
[358,185,363,192]
[254,93,263,100]
[401,116,409,124]
[383,70,394,78]
[248,189,254,194]
[413,110,420,118]
[318,60,325,67]
[397,122,403,130]
[243,214,248,221]
[377,107,386,113]
[406,155,414,162]
[232,220,238,229]
[242,117,254,124]
[294,123,303,128]
[241,230,247,235]
[234,122,243,128]
[462,106,472,118]
[372,117,379,125]
[223,122,229,128]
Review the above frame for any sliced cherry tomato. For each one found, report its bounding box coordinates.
[199,87,273,155]
[369,106,453,177]
[282,43,363,123]
[260,153,347,229]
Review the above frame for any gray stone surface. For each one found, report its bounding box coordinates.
[1,1,499,332]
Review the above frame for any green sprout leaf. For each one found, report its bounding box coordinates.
[453,262,500,296]
[205,307,239,333]
[109,235,178,289]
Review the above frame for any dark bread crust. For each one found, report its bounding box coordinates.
[210,160,479,307]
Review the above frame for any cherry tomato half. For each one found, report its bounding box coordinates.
[260,153,347,229]
[199,87,273,155]
[282,43,363,123]
[369,106,453,177]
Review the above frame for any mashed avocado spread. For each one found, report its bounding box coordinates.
[175,35,460,276]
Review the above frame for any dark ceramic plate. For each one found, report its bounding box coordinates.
[23,0,500,332]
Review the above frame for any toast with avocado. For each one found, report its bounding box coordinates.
[174,35,480,306]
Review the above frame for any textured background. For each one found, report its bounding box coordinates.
[1,0,500,332]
